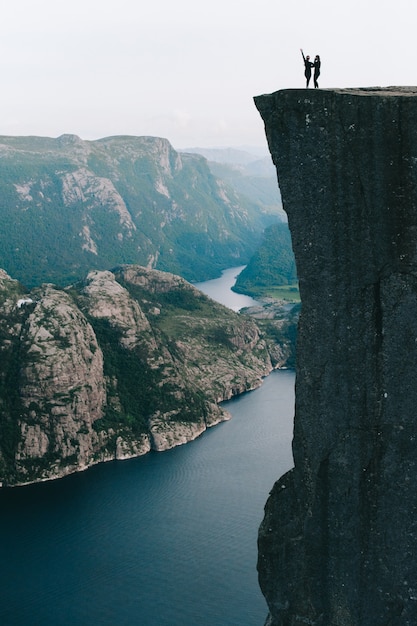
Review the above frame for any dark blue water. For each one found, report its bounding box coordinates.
[0,270,295,626]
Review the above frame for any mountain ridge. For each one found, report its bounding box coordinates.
[0,263,295,487]
[0,134,279,288]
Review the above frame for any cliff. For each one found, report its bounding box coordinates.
[255,87,417,625]
[0,134,279,287]
[0,265,292,487]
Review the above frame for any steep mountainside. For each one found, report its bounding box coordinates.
[183,146,283,216]
[0,264,292,487]
[256,87,417,625]
[0,134,277,287]
[233,222,297,298]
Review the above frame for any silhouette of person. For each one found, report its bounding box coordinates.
[300,49,313,88]
[313,55,321,88]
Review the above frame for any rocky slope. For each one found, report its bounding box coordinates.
[255,87,417,625]
[0,134,279,288]
[0,264,292,487]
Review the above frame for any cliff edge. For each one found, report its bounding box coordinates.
[255,87,417,625]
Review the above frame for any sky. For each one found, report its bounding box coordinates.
[0,0,416,150]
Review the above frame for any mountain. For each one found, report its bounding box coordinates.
[181,146,270,166]
[180,146,284,217]
[0,264,294,487]
[233,222,298,299]
[0,134,278,288]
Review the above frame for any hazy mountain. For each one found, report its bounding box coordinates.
[0,134,279,288]
[181,146,283,218]
[181,146,269,166]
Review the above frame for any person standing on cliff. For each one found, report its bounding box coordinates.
[313,55,321,88]
[300,49,313,87]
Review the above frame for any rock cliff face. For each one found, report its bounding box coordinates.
[255,87,417,625]
[0,134,279,287]
[0,264,291,487]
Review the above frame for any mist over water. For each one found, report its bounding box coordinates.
[0,270,295,626]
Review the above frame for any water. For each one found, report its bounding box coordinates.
[195,266,261,311]
[0,269,295,626]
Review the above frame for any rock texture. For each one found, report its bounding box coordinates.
[255,87,417,625]
[0,264,292,487]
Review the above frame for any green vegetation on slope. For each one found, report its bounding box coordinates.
[233,222,299,300]
[0,135,280,288]
[0,263,298,485]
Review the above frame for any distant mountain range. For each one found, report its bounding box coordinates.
[0,138,298,487]
[0,135,282,288]
[183,146,284,217]
[182,146,272,166]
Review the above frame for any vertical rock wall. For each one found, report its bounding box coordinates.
[255,88,417,625]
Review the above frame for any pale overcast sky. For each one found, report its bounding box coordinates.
[0,0,415,149]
